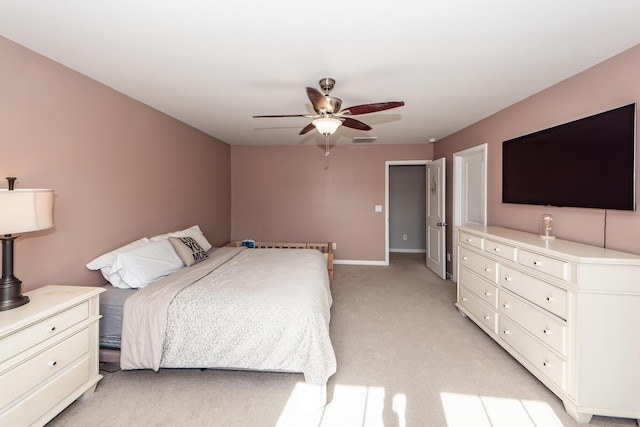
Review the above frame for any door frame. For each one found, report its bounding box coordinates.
[385,160,428,266]
[452,143,488,282]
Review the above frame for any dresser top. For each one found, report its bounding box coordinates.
[0,285,104,334]
[459,225,640,264]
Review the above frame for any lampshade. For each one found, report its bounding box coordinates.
[0,189,54,235]
[312,117,342,135]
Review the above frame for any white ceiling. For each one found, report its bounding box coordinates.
[2,1,640,147]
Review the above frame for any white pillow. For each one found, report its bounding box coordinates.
[150,225,212,252]
[86,238,150,288]
[102,270,131,289]
[112,239,185,289]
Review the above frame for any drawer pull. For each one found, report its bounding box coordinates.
[484,291,491,296]
[542,361,550,368]
[484,315,490,320]
[462,256,468,261]
[533,260,542,267]
[543,329,550,335]
[502,329,510,335]
[466,238,473,243]
[546,296,554,302]
[461,297,468,302]
[503,276,512,282]
[493,247,500,252]
[48,360,57,367]
[48,326,57,333]
[502,303,509,309]
[484,267,491,272]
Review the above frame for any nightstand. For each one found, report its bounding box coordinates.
[0,285,105,426]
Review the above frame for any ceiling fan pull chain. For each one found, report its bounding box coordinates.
[325,134,330,156]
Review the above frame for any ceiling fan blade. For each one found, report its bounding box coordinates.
[341,117,372,131]
[341,101,405,116]
[299,123,316,135]
[253,114,308,118]
[306,87,332,113]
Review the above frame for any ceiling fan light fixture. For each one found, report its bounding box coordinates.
[312,117,342,135]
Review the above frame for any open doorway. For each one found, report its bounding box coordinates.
[389,165,426,256]
[385,160,428,265]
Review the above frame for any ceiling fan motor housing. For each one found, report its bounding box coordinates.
[325,97,342,114]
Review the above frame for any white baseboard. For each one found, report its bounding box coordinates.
[333,260,387,266]
[389,249,426,253]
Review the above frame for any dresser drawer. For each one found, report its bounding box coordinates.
[459,287,498,334]
[484,239,517,262]
[501,265,567,320]
[499,291,566,355]
[518,250,569,281]
[459,267,498,308]
[459,247,499,284]
[0,302,89,364]
[0,328,89,409]
[499,317,565,390]
[459,231,484,249]
[0,356,90,427]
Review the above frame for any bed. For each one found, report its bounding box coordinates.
[96,239,336,401]
[225,240,334,280]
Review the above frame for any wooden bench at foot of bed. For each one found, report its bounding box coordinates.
[225,241,334,280]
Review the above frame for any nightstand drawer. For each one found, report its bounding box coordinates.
[499,291,566,355]
[499,317,565,390]
[0,302,89,364]
[501,265,567,320]
[0,356,90,427]
[459,267,498,308]
[459,247,499,284]
[0,328,89,409]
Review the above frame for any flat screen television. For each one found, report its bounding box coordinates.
[502,103,636,211]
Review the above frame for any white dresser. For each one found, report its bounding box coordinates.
[456,225,640,424]
[0,285,104,426]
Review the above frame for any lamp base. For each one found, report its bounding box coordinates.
[0,235,30,311]
[0,293,29,311]
[0,274,29,311]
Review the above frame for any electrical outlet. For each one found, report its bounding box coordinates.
[403,234,408,241]
[332,242,337,250]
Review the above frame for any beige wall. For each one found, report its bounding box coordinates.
[7,33,636,287]
[0,36,231,290]
[434,44,640,273]
[231,144,433,261]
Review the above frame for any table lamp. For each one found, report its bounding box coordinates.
[0,177,54,311]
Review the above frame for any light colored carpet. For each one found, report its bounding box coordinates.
[48,254,637,426]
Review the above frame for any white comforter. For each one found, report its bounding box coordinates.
[120,247,336,386]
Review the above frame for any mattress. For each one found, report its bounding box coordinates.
[99,285,135,348]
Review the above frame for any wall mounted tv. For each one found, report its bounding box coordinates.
[502,103,636,211]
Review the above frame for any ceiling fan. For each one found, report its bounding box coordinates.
[253,78,405,155]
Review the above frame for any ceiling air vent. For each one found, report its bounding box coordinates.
[351,137,378,144]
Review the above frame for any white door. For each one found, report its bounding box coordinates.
[426,158,446,279]
[452,144,487,282]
